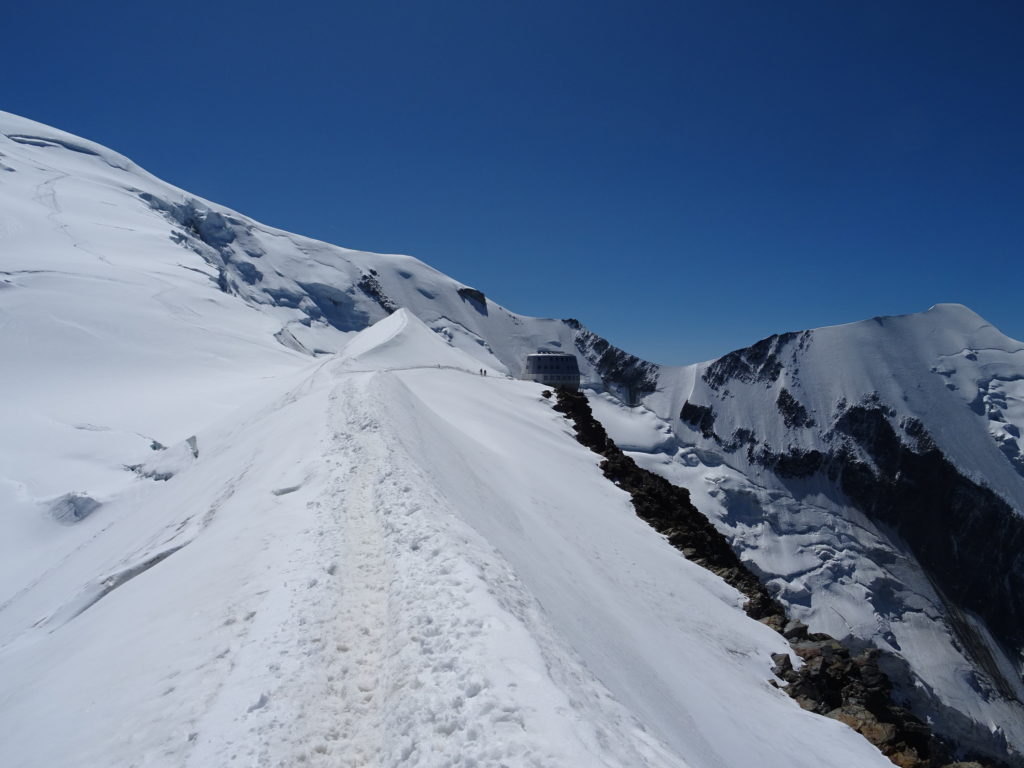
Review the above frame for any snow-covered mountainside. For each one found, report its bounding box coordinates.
[1,110,1020,766]
[603,305,1024,761]
[0,109,652,523]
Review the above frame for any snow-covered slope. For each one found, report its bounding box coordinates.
[0,303,893,767]
[0,108,651,526]
[1,110,1018,767]
[601,306,1024,761]
[0,111,653,378]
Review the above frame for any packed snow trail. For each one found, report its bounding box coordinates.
[319,375,393,766]
[171,365,690,768]
[307,371,688,767]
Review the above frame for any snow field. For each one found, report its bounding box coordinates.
[0,311,896,767]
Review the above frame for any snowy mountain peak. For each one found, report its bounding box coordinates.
[338,307,486,372]
[924,301,987,322]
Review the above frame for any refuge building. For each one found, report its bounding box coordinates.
[522,351,581,390]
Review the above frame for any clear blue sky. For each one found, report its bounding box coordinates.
[4,0,1022,363]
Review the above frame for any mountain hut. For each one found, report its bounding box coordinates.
[522,351,581,390]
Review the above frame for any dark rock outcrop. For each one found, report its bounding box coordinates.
[703,331,811,391]
[358,270,398,314]
[758,446,826,479]
[567,320,659,402]
[553,388,781,620]
[777,387,815,428]
[680,401,716,438]
[773,639,957,767]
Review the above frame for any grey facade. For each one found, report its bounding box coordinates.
[522,352,581,390]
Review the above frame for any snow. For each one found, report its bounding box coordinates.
[0,111,900,766]
[338,307,491,374]
[0,311,893,767]
[588,391,676,452]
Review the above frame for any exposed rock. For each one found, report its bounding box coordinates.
[703,331,810,391]
[725,427,758,453]
[832,705,897,739]
[552,389,784,623]
[567,320,659,402]
[782,619,809,641]
[358,271,398,314]
[680,401,716,438]
[777,387,815,428]
[900,416,936,452]
[761,447,825,478]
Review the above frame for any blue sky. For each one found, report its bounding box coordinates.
[4,0,1022,363]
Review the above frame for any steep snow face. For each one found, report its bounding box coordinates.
[0,312,894,768]
[0,111,652,383]
[603,306,1024,761]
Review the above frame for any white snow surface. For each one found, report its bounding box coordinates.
[0,113,897,766]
